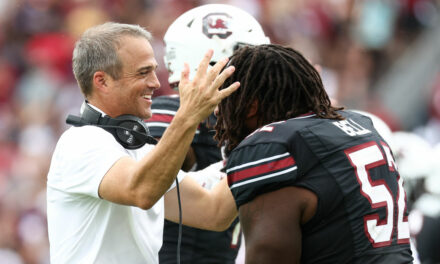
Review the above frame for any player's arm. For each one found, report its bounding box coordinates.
[224,138,317,262]
[239,186,317,264]
[164,176,238,231]
[181,147,197,171]
[98,50,240,209]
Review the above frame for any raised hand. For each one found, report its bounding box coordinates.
[177,49,240,124]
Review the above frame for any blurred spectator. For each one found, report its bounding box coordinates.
[0,0,438,263]
[415,73,440,145]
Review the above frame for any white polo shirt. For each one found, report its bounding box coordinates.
[47,124,185,264]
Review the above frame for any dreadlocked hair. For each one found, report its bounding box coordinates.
[215,44,344,154]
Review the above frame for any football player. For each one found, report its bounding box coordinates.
[215,44,413,263]
[145,4,269,264]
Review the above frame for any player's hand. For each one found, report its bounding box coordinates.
[177,49,240,124]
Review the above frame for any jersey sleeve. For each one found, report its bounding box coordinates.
[226,142,298,208]
[146,95,216,146]
[146,95,180,138]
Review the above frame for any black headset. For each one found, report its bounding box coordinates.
[66,102,157,149]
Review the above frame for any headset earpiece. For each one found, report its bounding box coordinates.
[66,102,157,149]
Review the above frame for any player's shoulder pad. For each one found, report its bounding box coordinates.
[146,95,180,138]
[342,110,376,128]
[235,113,327,150]
[236,120,296,150]
[151,94,180,112]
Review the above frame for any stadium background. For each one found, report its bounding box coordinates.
[0,0,439,263]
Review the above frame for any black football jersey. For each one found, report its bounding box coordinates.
[226,110,413,264]
[146,95,240,264]
[146,95,222,170]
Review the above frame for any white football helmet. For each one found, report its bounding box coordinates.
[424,142,440,196]
[163,4,270,87]
[391,131,435,211]
[392,131,434,180]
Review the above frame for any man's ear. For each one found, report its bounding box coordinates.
[246,99,259,118]
[93,71,110,93]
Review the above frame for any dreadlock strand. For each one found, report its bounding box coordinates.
[215,44,344,153]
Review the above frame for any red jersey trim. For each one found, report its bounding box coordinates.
[228,156,296,184]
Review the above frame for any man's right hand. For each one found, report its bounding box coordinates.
[177,49,240,125]
[99,51,239,210]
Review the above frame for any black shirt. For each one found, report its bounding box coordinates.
[226,110,413,264]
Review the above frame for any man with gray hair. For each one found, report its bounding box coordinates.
[46,22,239,263]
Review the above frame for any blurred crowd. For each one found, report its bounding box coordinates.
[0,0,439,263]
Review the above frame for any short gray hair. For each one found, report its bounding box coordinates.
[72,22,152,97]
